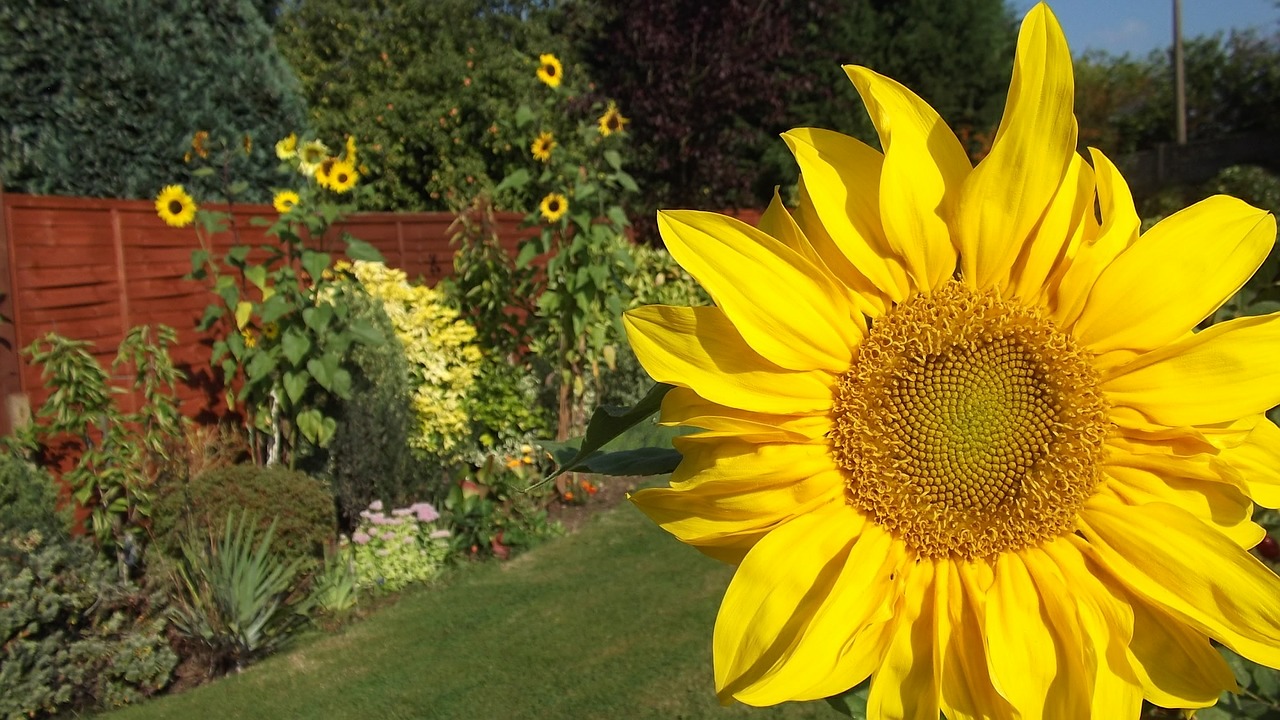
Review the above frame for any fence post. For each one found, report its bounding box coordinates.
[0,183,26,435]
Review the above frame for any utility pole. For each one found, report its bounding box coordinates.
[1174,0,1187,145]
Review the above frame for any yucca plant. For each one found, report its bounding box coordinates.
[169,511,314,674]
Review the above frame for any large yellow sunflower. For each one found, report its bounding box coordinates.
[297,139,330,177]
[321,159,359,194]
[623,4,1280,718]
[539,192,568,223]
[537,53,563,88]
[155,185,197,228]
[273,189,300,214]
[276,132,298,160]
[531,131,556,163]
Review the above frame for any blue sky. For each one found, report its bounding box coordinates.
[1012,0,1277,57]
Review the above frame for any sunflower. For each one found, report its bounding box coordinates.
[276,133,298,160]
[345,134,358,166]
[297,139,330,176]
[539,192,568,223]
[272,190,300,214]
[531,131,556,163]
[597,102,629,137]
[322,159,359,193]
[261,321,280,341]
[536,53,562,88]
[155,185,197,228]
[623,4,1280,718]
[191,130,210,159]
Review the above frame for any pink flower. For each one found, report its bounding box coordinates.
[381,531,397,541]
[392,508,413,517]
[352,531,371,545]
[411,502,440,523]
[429,529,451,540]
[369,500,384,511]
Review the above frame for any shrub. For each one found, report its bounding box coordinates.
[0,453,67,542]
[169,512,313,675]
[342,501,451,593]
[0,534,175,718]
[465,353,554,461]
[150,465,337,568]
[444,454,559,560]
[323,286,428,524]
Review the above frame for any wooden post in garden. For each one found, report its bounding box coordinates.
[0,180,27,436]
[1173,0,1187,145]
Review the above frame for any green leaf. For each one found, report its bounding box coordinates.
[344,236,384,262]
[347,318,383,345]
[192,166,216,178]
[281,329,311,366]
[541,383,673,482]
[283,370,308,405]
[227,245,251,267]
[606,206,629,229]
[306,354,341,393]
[575,181,598,201]
[514,104,534,127]
[196,304,222,331]
[540,444,681,477]
[234,301,254,329]
[515,242,539,268]
[296,409,337,448]
[301,249,331,282]
[190,249,210,276]
[258,295,290,323]
[244,265,267,291]
[228,180,250,196]
[331,368,352,398]
[603,149,623,171]
[495,168,530,194]
[302,305,333,333]
[245,351,275,381]
[824,681,870,718]
[615,170,639,192]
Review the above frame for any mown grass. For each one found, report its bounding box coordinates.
[107,486,830,720]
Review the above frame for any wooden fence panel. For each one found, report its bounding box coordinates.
[0,194,531,432]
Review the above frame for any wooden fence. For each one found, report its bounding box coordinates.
[0,192,531,435]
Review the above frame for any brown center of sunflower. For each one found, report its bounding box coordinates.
[829,280,1110,560]
[544,64,557,77]
[337,172,349,183]
[168,199,183,215]
[548,200,560,212]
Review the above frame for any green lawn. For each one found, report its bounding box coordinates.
[108,496,832,720]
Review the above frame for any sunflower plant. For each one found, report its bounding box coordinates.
[488,52,641,438]
[552,5,1280,719]
[174,131,386,467]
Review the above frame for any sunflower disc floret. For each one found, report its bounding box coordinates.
[832,280,1110,560]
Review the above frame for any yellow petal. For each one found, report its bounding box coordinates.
[1009,151,1094,305]
[719,516,906,706]
[1042,539,1145,720]
[659,386,831,443]
[630,439,843,560]
[758,188,878,325]
[1079,496,1280,668]
[623,304,834,415]
[866,560,942,720]
[1103,452,1262,548]
[1073,196,1275,355]
[795,176,892,317]
[939,561,1017,720]
[1126,595,1239,707]
[783,128,910,302]
[845,66,969,291]
[657,210,860,371]
[1213,417,1280,508]
[955,4,1076,291]
[986,552,1090,720]
[712,504,861,702]
[1103,312,1280,426]
[1052,148,1138,327]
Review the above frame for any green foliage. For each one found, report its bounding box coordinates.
[319,285,427,524]
[309,546,358,617]
[443,455,560,559]
[183,134,388,466]
[1076,31,1280,156]
[0,454,67,542]
[344,501,450,593]
[0,0,306,201]
[150,464,336,569]
[169,512,314,675]
[276,0,574,211]
[0,534,176,719]
[19,326,185,563]
[466,353,554,459]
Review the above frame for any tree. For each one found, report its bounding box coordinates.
[566,0,1017,221]
[0,0,307,202]
[276,0,574,211]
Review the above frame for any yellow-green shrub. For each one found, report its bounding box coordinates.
[348,261,482,459]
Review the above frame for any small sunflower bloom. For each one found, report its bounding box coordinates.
[155,185,197,228]
[191,130,210,159]
[322,159,359,194]
[241,329,257,349]
[261,322,280,341]
[276,133,298,160]
[297,139,330,176]
[539,192,568,223]
[536,53,562,88]
[624,4,1280,718]
[272,190,300,214]
[531,131,556,163]
[597,102,629,137]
